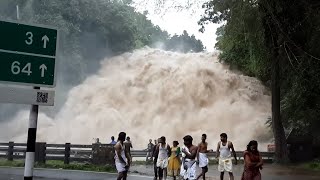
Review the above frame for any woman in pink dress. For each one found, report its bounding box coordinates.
[241,140,263,180]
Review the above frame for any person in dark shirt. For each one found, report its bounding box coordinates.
[124,136,133,163]
[152,138,160,180]
[146,139,155,161]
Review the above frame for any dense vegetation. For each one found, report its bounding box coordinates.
[0,0,204,85]
[199,0,320,161]
[0,0,204,119]
[0,0,204,84]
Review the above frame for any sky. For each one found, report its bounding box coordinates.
[132,0,221,52]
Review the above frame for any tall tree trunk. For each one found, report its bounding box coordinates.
[260,0,289,163]
[271,45,289,163]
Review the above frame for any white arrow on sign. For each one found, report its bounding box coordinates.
[42,35,49,48]
[39,64,47,77]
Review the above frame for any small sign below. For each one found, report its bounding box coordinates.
[0,86,55,106]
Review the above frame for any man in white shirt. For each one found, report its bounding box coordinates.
[216,133,238,180]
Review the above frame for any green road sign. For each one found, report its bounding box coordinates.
[0,51,55,86]
[0,21,57,56]
[0,20,57,87]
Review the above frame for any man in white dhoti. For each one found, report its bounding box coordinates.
[180,135,198,180]
[114,132,130,180]
[216,133,238,180]
[196,134,213,180]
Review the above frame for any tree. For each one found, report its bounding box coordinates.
[199,0,320,162]
[259,0,289,163]
[163,30,205,53]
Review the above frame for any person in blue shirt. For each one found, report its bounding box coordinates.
[110,136,117,145]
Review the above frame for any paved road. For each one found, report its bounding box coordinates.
[0,167,152,180]
[0,166,320,180]
[130,163,320,180]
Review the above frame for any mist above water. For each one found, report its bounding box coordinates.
[0,48,272,150]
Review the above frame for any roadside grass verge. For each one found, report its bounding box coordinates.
[0,159,116,173]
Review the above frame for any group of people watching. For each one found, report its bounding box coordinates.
[114,132,263,180]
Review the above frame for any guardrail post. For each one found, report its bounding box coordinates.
[64,143,71,164]
[7,141,14,161]
[40,142,46,164]
[35,142,46,164]
[92,143,98,165]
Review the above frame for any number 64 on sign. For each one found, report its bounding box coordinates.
[0,51,55,86]
[11,61,47,77]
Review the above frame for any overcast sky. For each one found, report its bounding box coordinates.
[132,0,221,52]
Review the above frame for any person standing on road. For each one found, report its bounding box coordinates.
[216,133,238,180]
[146,139,155,161]
[196,134,213,180]
[114,132,130,180]
[241,140,263,180]
[156,136,171,180]
[180,135,198,180]
[168,141,181,180]
[153,138,160,180]
[124,136,133,163]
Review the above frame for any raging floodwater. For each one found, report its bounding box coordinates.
[0,48,272,150]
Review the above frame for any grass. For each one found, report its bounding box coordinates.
[0,159,116,173]
[0,159,24,167]
[300,160,320,171]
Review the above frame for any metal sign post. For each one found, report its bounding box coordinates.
[9,6,58,180]
[24,87,39,180]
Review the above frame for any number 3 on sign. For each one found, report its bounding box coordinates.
[11,61,32,76]
[25,32,33,45]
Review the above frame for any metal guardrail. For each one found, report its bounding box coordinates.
[0,142,100,164]
[131,150,274,159]
[0,142,275,164]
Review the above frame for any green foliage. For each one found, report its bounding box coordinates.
[0,0,204,86]
[199,0,320,139]
[200,0,270,81]
[36,160,116,172]
[0,159,24,167]
[165,30,205,53]
[301,160,320,171]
